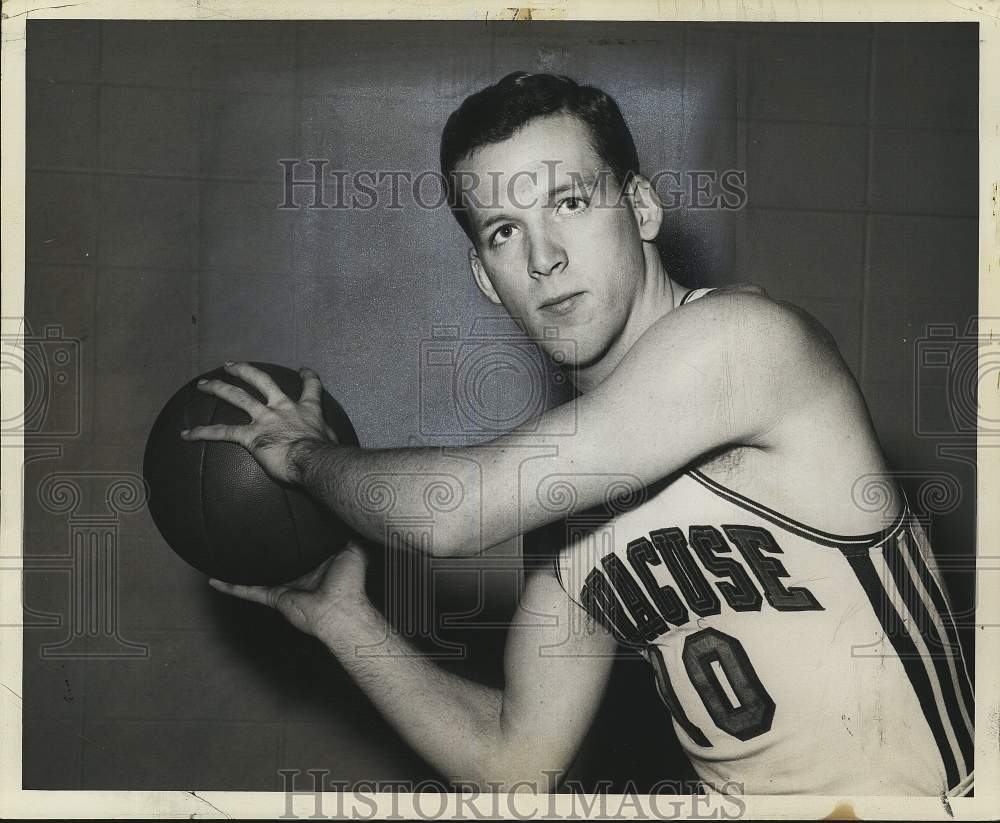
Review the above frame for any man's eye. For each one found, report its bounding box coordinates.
[557,196,589,214]
[490,224,517,247]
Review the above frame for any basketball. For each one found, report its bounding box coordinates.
[142,362,359,586]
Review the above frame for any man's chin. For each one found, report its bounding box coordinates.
[540,332,616,373]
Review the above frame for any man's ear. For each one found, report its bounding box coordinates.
[469,247,503,305]
[625,174,663,242]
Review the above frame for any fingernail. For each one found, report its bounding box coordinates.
[180,429,190,437]
[224,360,235,366]
[197,378,207,384]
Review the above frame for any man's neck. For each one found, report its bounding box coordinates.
[571,245,686,394]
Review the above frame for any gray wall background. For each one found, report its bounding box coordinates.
[23,20,977,790]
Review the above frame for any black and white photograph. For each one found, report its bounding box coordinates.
[2,3,996,819]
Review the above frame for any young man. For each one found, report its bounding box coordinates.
[182,73,974,796]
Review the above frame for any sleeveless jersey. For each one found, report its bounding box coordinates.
[553,288,975,796]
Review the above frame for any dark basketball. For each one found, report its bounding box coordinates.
[142,362,359,586]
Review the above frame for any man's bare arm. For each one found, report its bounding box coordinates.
[210,544,617,789]
[186,292,846,555]
[297,293,844,550]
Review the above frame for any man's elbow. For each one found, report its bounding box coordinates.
[459,753,567,794]
[380,518,469,557]
[426,521,511,558]
[459,729,573,793]
[425,526,478,558]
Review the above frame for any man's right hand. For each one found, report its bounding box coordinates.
[208,539,370,640]
[181,361,339,486]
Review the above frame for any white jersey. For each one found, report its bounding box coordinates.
[553,290,974,796]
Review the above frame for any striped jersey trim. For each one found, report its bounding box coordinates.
[949,771,975,797]
[688,469,907,549]
[838,522,975,795]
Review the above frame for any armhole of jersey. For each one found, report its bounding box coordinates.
[552,551,565,589]
[551,549,593,614]
[680,287,716,306]
[688,468,908,550]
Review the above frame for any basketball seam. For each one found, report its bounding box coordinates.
[279,373,306,574]
[281,485,304,571]
[199,390,214,573]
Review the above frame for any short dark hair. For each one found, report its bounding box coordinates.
[439,72,640,239]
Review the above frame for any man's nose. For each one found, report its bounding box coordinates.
[527,236,568,279]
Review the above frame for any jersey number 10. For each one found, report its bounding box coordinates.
[647,627,776,746]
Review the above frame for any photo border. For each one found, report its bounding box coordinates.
[1,0,997,818]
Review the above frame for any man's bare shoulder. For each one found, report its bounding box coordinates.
[621,283,856,436]
[654,283,842,368]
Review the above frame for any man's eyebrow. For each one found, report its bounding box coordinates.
[470,171,602,235]
[473,212,517,236]
[546,171,599,201]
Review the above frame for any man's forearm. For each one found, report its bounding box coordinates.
[291,440,522,556]
[318,594,520,787]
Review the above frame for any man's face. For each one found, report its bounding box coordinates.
[456,112,650,367]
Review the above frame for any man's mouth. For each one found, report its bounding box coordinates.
[539,291,586,315]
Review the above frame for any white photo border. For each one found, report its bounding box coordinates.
[1,0,997,819]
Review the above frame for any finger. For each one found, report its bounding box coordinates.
[197,378,266,417]
[225,361,287,406]
[342,539,372,570]
[181,423,251,445]
[208,577,276,607]
[299,367,323,405]
[287,555,335,589]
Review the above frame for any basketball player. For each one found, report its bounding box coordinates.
[182,73,974,796]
